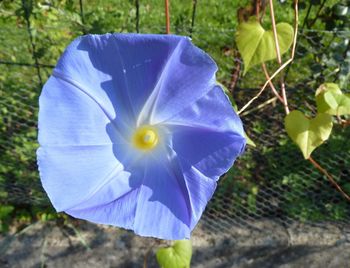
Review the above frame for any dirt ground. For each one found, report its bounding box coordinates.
[0,219,349,268]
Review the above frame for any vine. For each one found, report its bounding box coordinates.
[235,0,350,204]
[156,1,350,267]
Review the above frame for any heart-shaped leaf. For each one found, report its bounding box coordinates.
[316,83,350,116]
[156,240,192,268]
[315,83,341,96]
[285,110,333,159]
[236,18,294,74]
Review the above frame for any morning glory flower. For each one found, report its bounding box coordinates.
[37,34,246,240]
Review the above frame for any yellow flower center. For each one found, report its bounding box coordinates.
[132,125,159,151]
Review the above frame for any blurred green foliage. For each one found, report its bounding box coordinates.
[0,0,349,233]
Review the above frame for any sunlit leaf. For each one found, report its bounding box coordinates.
[156,240,192,268]
[245,132,256,147]
[315,83,341,96]
[285,110,333,159]
[236,18,294,74]
[316,83,350,116]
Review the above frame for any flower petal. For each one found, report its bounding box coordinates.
[165,85,246,179]
[177,161,217,230]
[66,188,140,230]
[54,34,184,124]
[171,128,245,180]
[38,75,122,146]
[64,158,144,211]
[165,148,218,230]
[37,145,130,212]
[164,85,244,134]
[148,38,218,124]
[133,156,191,239]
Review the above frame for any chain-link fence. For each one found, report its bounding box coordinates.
[1,0,350,248]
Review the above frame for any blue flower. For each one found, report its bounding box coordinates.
[37,34,246,240]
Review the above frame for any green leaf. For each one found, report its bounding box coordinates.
[0,205,14,219]
[315,83,350,116]
[285,110,333,159]
[245,132,256,147]
[156,240,192,268]
[315,83,341,96]
[236,18,294,74]
[329,93,350,115]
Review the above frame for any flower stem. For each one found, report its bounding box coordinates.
[269,0,282,65]
[269,0,289,114]
[238,57,293,115]
[135,0,140,33]
[262,63,285,104]
[165,0,170,34]
[79,0,87,34]
[189,0,197,37]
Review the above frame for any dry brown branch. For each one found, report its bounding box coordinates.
[309,157,350,202]
[262,63,285,103]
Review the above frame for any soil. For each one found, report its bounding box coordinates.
[0,219,349,268]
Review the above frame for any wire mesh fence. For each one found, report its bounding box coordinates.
[0,1,350,240]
